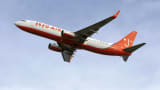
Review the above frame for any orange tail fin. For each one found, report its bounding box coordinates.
[112,31,137,49]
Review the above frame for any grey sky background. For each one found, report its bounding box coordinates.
[0,0,160,90]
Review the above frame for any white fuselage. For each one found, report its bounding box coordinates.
[16,20,112,48]
[15,20,129,56]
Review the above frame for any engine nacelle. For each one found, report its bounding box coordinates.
[48,43,62,52]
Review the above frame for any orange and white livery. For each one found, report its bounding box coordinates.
[15,10,145,62]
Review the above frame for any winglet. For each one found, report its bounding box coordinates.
[112,10,120,18]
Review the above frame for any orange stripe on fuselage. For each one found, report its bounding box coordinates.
[17,25,62,42]
[82,44,131,56]
[17,25,131,56]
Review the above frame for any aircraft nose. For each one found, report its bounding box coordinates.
[15,20,27,26]
[15,21,22,26]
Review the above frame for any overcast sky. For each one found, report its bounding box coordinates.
[0,0,160,90]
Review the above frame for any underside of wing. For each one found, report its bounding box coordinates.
[74,10,120,43]
[62,50,74,62]
[58,43,76,63]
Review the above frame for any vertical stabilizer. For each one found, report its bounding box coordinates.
[112,31,137,49]
[111,31,146,62]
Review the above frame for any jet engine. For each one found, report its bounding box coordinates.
[48,43,62,52]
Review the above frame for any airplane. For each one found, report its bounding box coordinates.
[15,10,146,63]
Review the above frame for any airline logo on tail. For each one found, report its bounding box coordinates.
[112,31,137,49]
[110,31,145,61]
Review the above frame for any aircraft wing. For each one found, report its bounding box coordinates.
[74,10,120,43]
[58,43,76,62]
[62,50,74,62]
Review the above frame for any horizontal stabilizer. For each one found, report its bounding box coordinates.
[123,43,146,53]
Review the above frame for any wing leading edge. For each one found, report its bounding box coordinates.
[74,10,120,43]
